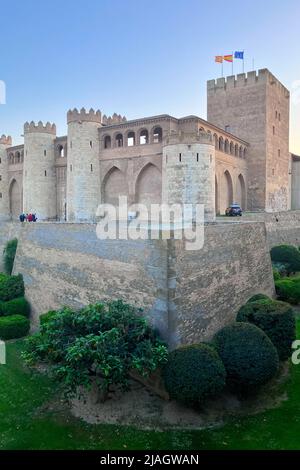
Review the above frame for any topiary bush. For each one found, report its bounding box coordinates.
[246,293,271,303]
[3,238,18,275]
[236,299,296,360]
[0,273,24,302]
[0,314,30,340]
[0,297,30,318]
[163,343,226,405]
[270,245,300,275]
[213,322,279,392]
[275,278,300,305]
[22,300,168,399]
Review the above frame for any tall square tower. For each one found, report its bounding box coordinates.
[207,69,290,211]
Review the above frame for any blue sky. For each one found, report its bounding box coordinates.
[0,0,300,152]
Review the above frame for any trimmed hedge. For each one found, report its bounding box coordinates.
[236,299,296,360]
[163,343,226,404]
[0,297,30,318]
[270,245,300,274]
[213,322,279,391]
[275,278,300,305]
[39,310,57,326]
[3,238,18,275]
[0,274,24,302]
[246,293,271,303]
[0,314,30,340]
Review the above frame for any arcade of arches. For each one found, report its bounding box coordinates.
[215,170,246,215]
[9,179,22,218]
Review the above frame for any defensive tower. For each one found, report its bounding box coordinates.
[162,130,215,221]
[207,69,290,212]
[23,121,56,219]
[0,135,12,220]
[66,108,101,222]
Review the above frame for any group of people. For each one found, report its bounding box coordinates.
[19,213,37,223]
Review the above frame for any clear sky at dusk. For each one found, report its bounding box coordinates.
[0,0,299,152]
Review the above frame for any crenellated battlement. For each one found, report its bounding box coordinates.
[67,107,102,124]
[0,135,12,146]
[102,113,127,125]
[163,130,213,146]
[207,69,289,97]
[24,121,56,135]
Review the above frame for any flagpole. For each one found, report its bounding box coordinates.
[243,50,245,73]
[222,60,223,78]
[232,51,234,75]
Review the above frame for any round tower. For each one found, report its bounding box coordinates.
[66,108,101,222]
[162,130,215,222]
[23,121,56,220]
[0,135,12,220]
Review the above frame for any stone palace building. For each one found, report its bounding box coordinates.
[0,68,298,222]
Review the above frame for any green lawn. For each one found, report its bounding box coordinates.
[1,322,300,450]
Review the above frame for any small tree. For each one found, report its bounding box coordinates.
[23,300,168,400]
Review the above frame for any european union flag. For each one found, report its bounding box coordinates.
[234,51,244,59]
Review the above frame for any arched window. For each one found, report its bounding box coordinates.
[239,146,243,158]
[243,147,247,158]
[139,129,149,145]
[58,145,64,157]
[115,133,123,148]
[224,139,229,153]
[214,134,218,149]
[8,153,14,164]
[104,135,111,149]
[127,131,135,146]
[230,141,234,155]
[153,127,162,143]
[15,151,21,163]
[235,144,239,157]
[219,136,224,151]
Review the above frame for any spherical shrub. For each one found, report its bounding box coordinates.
[237,299,295,361]
[246,293,271,304]
[270,245,300,274]
[0,297,30,318]
[213,322,279,391]
[275,278,300,305]
[0,273,24,302]
[163,343,226,404]
[0,314,30,340]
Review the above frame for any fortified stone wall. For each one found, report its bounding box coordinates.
[12,220,273,347]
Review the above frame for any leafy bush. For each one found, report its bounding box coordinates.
[270,245,300,275]
[213,322,279,391]
[275,278,300,305]
[22,300,168,399]
[39,310,57,326]
[272,261,289,278]
[237,299,296,360]
[163,344,226,405]
[0,297,30,318]
[0,273,24,302]
[246,293,271,303]
[0,314,30,340]
[273,268,281,281]
[3,239,18,275]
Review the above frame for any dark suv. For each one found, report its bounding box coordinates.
[225,203,242,217]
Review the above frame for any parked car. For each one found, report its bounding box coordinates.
[225,203,242,216]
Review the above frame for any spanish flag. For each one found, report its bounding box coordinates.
[224,54,233,62]
[215,55,223,63]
